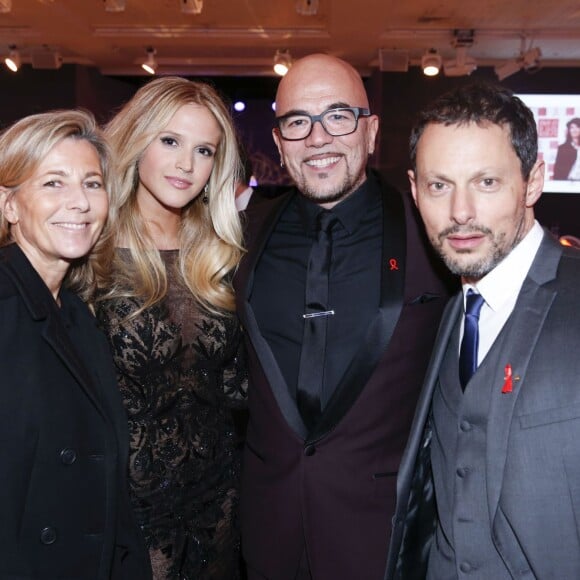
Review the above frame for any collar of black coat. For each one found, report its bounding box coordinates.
[0,242,59,320]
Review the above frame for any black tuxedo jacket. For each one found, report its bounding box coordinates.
[234,172,455,580]
[0,244,151,579]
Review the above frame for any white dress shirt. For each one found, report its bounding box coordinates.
[461,221,545,365]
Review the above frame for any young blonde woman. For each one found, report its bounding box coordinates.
[95,77,247,580]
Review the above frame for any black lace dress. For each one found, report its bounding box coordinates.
[96,250,247,580]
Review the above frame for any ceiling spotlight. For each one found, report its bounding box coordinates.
[444,46,477,77]
[522,47,542,71]
[31,47,62,70]
[141,47,157,75]
[444,30,477,77]
[378,48,409,72]
[103,0,125,11]
[295,0,318,15]
[0,0,11,13]
[181,0,203,14]
[494,46,542,81]
[421,49,442,77]
[5,45,21,72]
[494,58,521,81]
[233,100,246,112]
[273,49,292,76]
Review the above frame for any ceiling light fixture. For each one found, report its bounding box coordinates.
[378,48,409,72]
[141,47,157,75]
[5,45,21,72]
[522,46,542,72]
[494,58,521,81]
[273,49,292,76]
[444,46,477,77]
[31,47,62,70]
[444,29,477,77]
[181,0,203,14]
[421,48,442,77]
[295,0,318,15]
[103,0,125,11]
[495,43,542,81]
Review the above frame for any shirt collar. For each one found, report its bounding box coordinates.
[463,221,544,311]
[296,172,381,236]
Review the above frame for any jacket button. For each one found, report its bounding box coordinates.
[60,448,77,465]
[304,444,316,456]
[40,527,57,545]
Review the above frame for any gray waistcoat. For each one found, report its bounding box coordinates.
[428,321,512,579]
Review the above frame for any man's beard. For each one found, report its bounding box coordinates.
[432,223,525,281]
[297,169,358,206]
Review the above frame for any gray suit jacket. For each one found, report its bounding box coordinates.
[385,232,580,580]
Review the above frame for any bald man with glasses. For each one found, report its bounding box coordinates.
[233,53,455,580]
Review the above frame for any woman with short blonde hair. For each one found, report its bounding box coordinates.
[0,109,115,301]
[0,109,151,579]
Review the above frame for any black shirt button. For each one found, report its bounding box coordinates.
[304,444,316,456]
[60,448,77,465]
[459,561,472,573]
[460,420,472,432]
[456,467,468,478]
[40,527,57,545]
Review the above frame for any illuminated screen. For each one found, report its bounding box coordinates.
[516,94,580,193]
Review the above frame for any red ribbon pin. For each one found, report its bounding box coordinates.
[502,364,513,394]
[389,258,399,271]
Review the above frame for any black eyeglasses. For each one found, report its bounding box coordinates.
[275,107,371,141]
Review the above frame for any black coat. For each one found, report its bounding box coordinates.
[0,243,151,580]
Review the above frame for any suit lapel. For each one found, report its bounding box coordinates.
[237,190,294,313]
[0,244,105,416]
[42,294,106,417]
[308,178,408,442]
[396,292,463,496]
[486,235,561,516]
[237,192,309,438]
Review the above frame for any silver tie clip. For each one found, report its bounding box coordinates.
[303,310,335,319]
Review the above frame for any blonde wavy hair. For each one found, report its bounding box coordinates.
[97,76,244,315]
[0,109,114,302]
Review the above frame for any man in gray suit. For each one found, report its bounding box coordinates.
[385,83,580,579]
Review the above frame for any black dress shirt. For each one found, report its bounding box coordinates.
[250,173,383,409]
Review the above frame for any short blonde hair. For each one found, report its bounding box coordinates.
[0,109,114,300]
[98,76,243,315]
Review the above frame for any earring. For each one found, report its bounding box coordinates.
[202,183,209,204]
[280,159,285,168]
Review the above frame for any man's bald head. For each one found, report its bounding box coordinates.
[275,54,370,113]
[272,53,378,208]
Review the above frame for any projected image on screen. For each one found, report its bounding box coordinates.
[516,94,580,194]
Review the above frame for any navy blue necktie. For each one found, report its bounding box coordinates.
[459,289,485,391]
[296,211,339,430]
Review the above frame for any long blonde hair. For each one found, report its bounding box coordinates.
[0,109,114,301]
[98,76,243,315]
